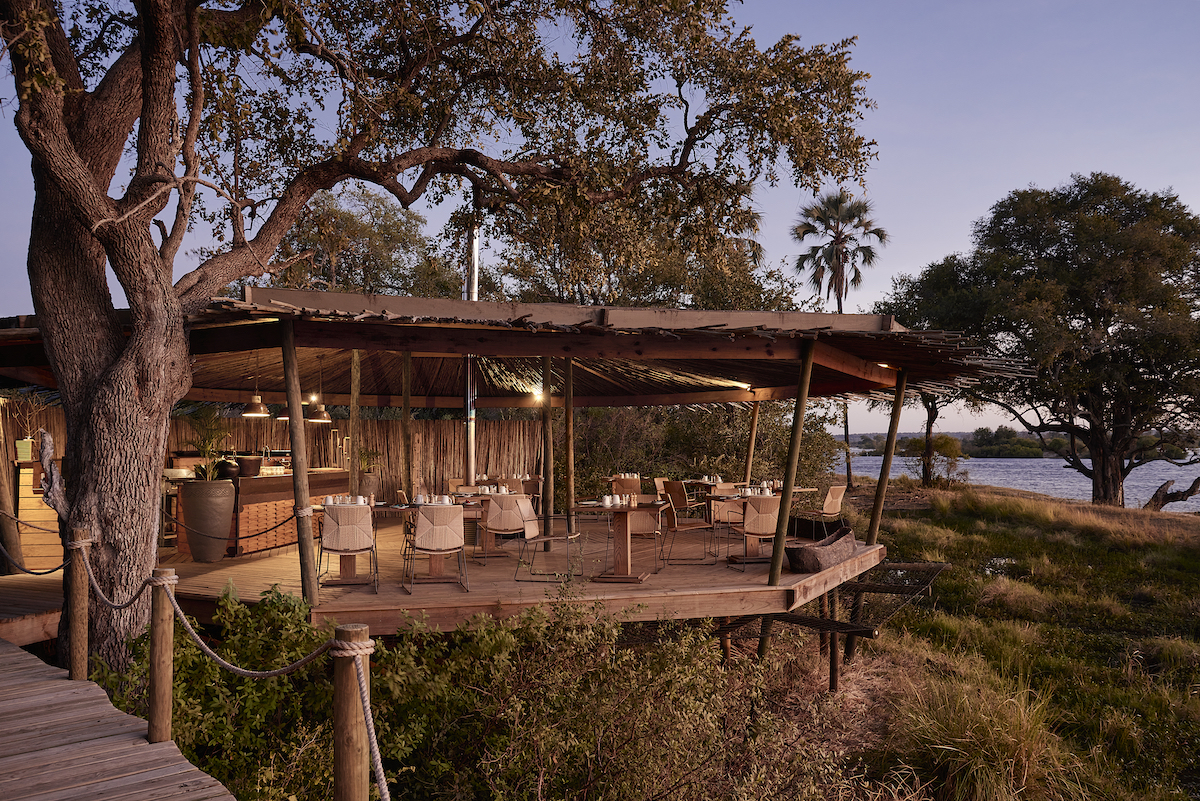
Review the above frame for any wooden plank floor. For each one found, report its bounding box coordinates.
[167,517,886,635]
[0,638,234,801]
[0,573,63,646]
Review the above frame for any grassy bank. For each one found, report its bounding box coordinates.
[854,484,1200,800]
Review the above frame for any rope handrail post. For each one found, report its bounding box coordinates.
[148,567,175,743]
[334,623,370,801]
[68,528,90,681]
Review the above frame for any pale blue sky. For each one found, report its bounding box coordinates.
[1,1,1197,433]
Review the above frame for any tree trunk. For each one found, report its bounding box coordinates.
[1144,477,1200,512]
[921,393,939,487]
[31,169,190,671]
[1089,440,1125,507]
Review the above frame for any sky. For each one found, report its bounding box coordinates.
[0,1,1198,434]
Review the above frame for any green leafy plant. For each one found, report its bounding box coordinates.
[357,447,381,473]
[184,405,231,480]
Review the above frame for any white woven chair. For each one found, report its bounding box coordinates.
[319,504,378,591]
[728,494,781,571]
[404,504,469,592]
[476,493,526,563]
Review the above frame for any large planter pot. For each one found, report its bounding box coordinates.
[179,480,235,563]
[360,471,382,501]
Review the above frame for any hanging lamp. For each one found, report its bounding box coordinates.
[242,351,270,418]
[308,355,332,424]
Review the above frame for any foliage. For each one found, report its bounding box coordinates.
[100,587,879,801]
[899,433,965,486]
[957,173,1200,505]
[560,402,840,507]
[964,426,1045,459]
[888,670,1092,801]
[258,186,455,297]
[183,405,231,480]
[872,257,986,486]
[792,188,889,314]
[484,185,803,310]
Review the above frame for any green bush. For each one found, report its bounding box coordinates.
[99,587,869,801]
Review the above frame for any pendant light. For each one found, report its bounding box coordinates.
[242,350,270,418]
[308,355,332,424]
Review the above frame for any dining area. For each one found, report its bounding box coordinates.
[337,469,852,594]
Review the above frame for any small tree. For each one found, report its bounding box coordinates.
[793,188,889,489]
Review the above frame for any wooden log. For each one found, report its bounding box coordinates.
[148,568,174,743]
[742,400,760,485]
[333,623,370,801]
[565,358,574,535]
[68,528,89,681]
[349,350,360,496]
[282,319,319,604]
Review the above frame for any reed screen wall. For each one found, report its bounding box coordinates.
[3,406,544,503]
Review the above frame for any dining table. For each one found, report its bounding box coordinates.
[573,498,667,583]
[379,500,470,577]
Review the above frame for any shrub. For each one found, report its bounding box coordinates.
[886,673,1092,801]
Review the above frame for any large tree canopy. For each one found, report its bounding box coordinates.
[0,0,877,664]
[963,173,1200,506]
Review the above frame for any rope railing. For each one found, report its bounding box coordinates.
[60,527,390,801]
[160,508,299,542]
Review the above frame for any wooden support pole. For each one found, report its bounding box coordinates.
[333,623,370,801]
[742,400,760,485]
[828,587,840,693]
[349,350,361,495]
[867,368,908,546]
[565,358,575,535]
[768,340,815,586]
[845,368,908,663]
[402,352,413,498]
[68,528,89,681]
[148,567,175,743]
[282,319,319,604]
[541,356,554,537]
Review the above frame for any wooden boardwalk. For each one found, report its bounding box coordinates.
[0,638,234,801]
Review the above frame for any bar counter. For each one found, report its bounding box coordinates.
[177,468,349,558]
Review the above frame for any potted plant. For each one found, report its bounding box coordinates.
[178,406,235,562]
[358,447,382,501]
[3,389,52,461]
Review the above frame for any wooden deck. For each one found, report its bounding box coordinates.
[0,572,62,646]
[166,516,886,635]
[0,637,234,801]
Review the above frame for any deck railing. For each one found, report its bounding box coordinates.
[1,522,387,801]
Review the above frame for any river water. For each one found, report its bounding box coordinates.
[850,455,1200,513]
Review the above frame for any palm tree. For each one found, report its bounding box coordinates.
[792,188,889,487]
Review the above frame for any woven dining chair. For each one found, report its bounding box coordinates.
[728,494,781,571]
[476,493,525,563]
[403,504,469,592]
[319,504,378,591]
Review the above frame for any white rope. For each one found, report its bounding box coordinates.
[0,507,63,533]
[0,537,68,574]
[79,552,175,610]
[338,639,391,801]
[165,589,333,677]
[295,505,314,518]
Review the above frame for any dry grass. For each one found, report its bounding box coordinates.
[979,577,1055,617]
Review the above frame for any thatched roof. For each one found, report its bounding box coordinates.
[0,287,1026,408]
